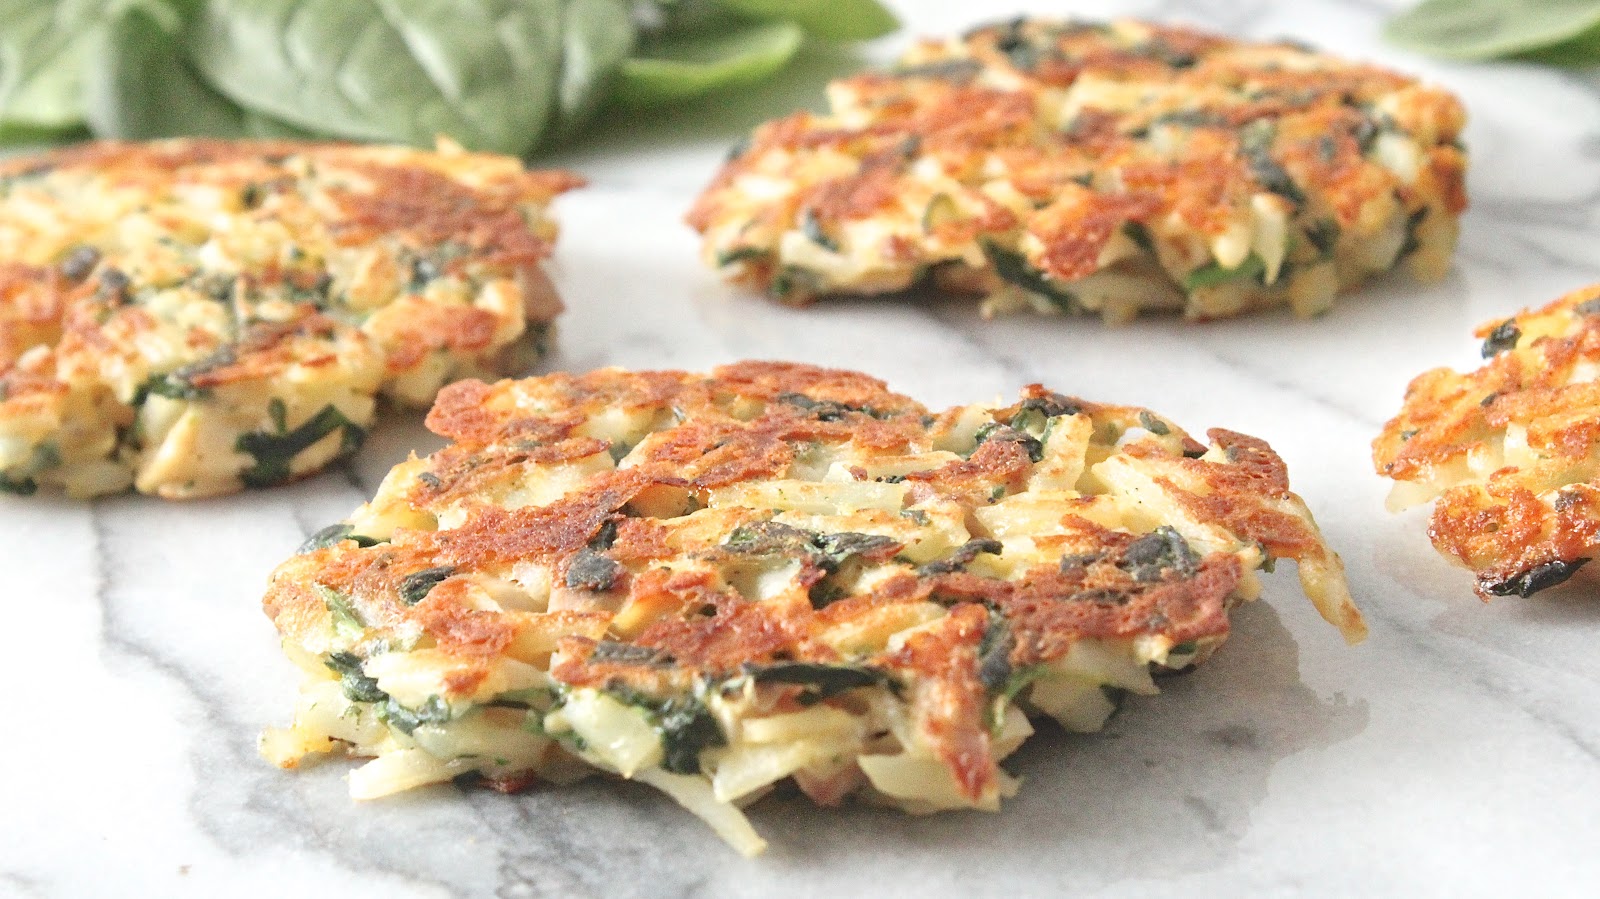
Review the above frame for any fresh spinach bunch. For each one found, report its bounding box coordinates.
[0,0,897,154]
[1387,0,1600,66]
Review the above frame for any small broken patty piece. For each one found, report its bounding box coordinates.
[0,138,581,499]
[1374,283,1600,600]
[261,360,1363,856]
[690,17,1466,323]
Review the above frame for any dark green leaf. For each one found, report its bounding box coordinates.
[713,0,897,41]
[381,695,451,734]
[1184,254,1266,290]
[297,523,381,554]
[189,0,619,156]
[917,538,1003,576]
[976,614,1014,692]
[235,403,365,489]
[84,0,252,140]
[1385,0,1600,60]
[1118,527,1201,583]
[746,661,884,697]
[0,473,37,496]
[0,0,113,132]
[399,566,456,605]
[613,19,801,106]
[982,240,1080,312]
[324,651,387,703]
[315,584,366,638]
[548,0,637,141]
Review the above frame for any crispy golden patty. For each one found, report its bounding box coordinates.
[261,361,1363,855]
[689,18,1466,322]
[1374,284,1600,599]
[0,139,581,499]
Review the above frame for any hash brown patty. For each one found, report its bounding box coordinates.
[689,18,1467,322]
[1374,284,1600,599]
[0,139,580,499]
[262,361,1364,855]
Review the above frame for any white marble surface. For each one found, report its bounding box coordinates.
[6,1,1600,896]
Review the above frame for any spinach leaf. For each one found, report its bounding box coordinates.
[548,0,637,141]
[613,19,802,106]
[235,403,366,489]
[297,522,381,553]
[746,661,884,697]
[0,0,113,131]
[84,0,252,141]
[982,240,1080,312]
[324,651,387,703]
[1184,254,1265,290]
[1385,0,1600,61]
[189,0,631,155]
[713,0,897,41]
[398,565,456,605]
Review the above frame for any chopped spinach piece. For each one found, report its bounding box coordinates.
[1240,122,1305,206]
[1118,527,1200,583]
[315,584,365,638]
[1184,254,1265,290]
[297,523,380,554]
[800,209,839,252]
[656,699,724,774]
[973,422,1044,462]
[380,695,451,735]
[0,473,38,496]
[1485,558,1589,598]
[1480,319,1521,358]
[602,686,725,775]
[976,614,1015,692]
[918,538,1003,576]
[97,267,132,303]
[324,651,387,703]
[1168,640,1198,657]
[1397,206,1429,259]
[902,509,931,526]
[1122,220,1155,252]
[1574,297,1600,317]
[1058,551,1102,572]
[715,245,769,268]
[564,549,622,591]
[746,662,885,698]
[777,391,874,422]
[1137,410,1170,436]
[399,566,456,605]
[769,265,822,301]
[236,404,366,488]
[416,471,444,490]
[59,246,100,281]
[982,240,1080,312]
[813,531,899,566]
[589,640,670,666]
[1305,219,1341,257]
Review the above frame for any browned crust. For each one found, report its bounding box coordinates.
[269,361,1351,802]
[1374,284,1600,597]
[688,17,1467,308]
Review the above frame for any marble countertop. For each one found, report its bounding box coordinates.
[7,0,1600,896]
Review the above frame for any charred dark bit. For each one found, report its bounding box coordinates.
[565,549,623,591]
[1480,319,1521,358]
[1484,558,1590,598]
